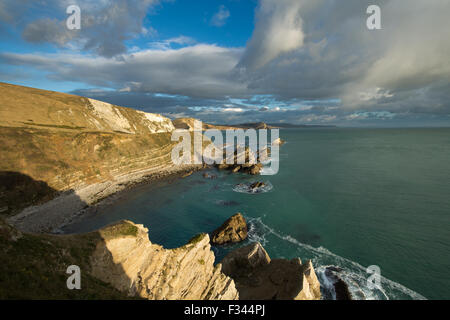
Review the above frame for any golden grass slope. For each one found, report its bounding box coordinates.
[0,82,174,134]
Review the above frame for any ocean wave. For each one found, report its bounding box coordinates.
[245,216,427,300]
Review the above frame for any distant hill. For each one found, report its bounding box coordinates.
[172,119,277,130]
[267,123,337,128]
[172,118,240,131]
[233,122,275,129]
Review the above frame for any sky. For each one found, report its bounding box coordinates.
[1,0,450,127]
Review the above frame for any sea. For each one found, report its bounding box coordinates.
[63,127,450,300]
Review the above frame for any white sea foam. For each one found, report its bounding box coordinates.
[244,216,427,300]
[232,181,274,194]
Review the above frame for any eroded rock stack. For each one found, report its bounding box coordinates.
[211,213,248,245]
[220,242,321,300]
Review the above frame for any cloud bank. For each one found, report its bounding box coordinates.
[1,0,450,126]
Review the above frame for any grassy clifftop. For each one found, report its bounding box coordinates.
[0,82,174,134]
[0,218,131,299]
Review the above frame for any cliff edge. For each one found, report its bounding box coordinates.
[0,218,238,300]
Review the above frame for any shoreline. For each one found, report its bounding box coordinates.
[7,163,206,234]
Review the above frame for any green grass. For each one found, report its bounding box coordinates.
[188,233,207,245]
[0,219,133,299]
[99,221,139,240]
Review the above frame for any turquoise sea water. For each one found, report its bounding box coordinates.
[64,128,450,300]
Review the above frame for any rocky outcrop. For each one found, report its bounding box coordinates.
[217,162,263,175]
[324,266,352,300]
[234,181,268,194]
[90,221,239,300]
[211,213,248,245]
[221,242,321,300]
[273,138,286,146]
[0,218,238,300]
[216,145,263,175]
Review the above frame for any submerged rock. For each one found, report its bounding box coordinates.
[211,213,248,245]
[202,173,217,179]
[215,200,240,207]
[234,181,268,194]
[221,242,321,300]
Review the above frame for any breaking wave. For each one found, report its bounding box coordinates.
[245,216,427,300]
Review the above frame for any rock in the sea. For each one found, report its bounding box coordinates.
[250,181,266,190]
[232,166,241,173]
[211,213,248,245]
[235,181,267,194]
[215,146,263,175]
[324,266,352,300]
[273,138,286,146]
[221,242,321,300]
[242,163,263,175]
[182,170,194,178]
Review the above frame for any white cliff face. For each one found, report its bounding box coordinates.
[88,98,134,134]
[87,98,174,134]
[138,111,175,133]
[90,221,238,300]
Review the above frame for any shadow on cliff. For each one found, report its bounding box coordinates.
[0,171,61,216]
[0,171,142,299]
[0,171,91,235]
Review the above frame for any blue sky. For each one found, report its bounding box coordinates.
[1,0,450,126]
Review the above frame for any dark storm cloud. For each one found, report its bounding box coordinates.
[1,0,160,58]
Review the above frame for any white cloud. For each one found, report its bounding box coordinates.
[223,108,244,113]
[238,0,304,69]
[148,36,196,50]
[1,44,245,99]
[359,88,394,102]
[210,5,230,27]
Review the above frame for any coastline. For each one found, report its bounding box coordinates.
[7,163,206,234]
